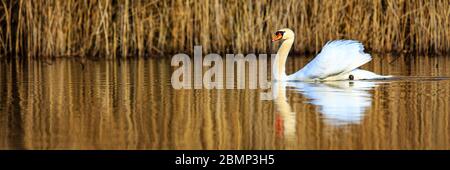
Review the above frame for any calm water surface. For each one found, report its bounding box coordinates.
[0,54,449,149]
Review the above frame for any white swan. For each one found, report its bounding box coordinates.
[271,28,391,81]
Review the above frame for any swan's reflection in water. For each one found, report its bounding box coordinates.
[273,82,297,141]
[273,81,381,139]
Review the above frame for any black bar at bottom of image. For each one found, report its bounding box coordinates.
[0,150,448,168]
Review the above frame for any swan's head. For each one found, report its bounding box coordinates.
[272,28,295,42]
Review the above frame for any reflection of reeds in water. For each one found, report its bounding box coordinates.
[0,0,450,58]
[0,56,449,149]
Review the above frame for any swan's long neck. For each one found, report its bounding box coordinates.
[273,38,294,81]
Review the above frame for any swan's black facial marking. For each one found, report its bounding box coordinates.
[272,31,285,42]
[275,31,285,36]
[349,75,354,80]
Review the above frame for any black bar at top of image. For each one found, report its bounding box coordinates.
[0,150,448,169]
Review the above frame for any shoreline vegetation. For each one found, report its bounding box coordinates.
[0,0,449,59]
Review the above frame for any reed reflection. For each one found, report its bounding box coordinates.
[1,55,449,150]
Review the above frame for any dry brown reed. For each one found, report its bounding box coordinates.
[0,0,449,59]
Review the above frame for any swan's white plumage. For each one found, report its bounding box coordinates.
[287,40,373,81]
[272,28,391,81]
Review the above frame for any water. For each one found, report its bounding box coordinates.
[0,54,449,149]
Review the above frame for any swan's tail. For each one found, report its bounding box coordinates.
[371,75,394,80]
[328,69,392,81]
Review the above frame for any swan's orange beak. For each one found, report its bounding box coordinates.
[272,33,283,42]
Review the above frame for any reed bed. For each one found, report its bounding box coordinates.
[0,0,449,59]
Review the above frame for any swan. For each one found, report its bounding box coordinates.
[271,28,392,81]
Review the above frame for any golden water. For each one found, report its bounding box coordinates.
[0,54,449,149]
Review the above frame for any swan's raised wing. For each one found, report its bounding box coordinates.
[291,40,372,80]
